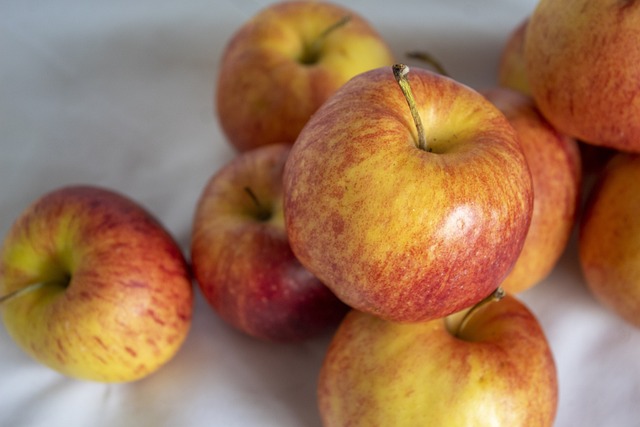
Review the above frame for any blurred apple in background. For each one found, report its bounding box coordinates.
[497,18,530,95]
[318,293,558,426]
[524,0,640,152]
[579,153,640,328]
[483,87,581,293]
[216,0,395,152]
[0,186,193,382]
[191,143,348,342]
[284,65,533,323]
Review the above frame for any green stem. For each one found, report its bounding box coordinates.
[0,282,46,304]
[406,51,450,77]
[454,287,506,337]
[301,15,351,65]
[244,187,272,222]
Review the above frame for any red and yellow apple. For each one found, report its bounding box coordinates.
[191,143,348,342]
[579,153,640,327]
[497,18,531,96]
[524,0,640,152]
[318,293,558,426]
[0,185,193,382]
[483,87,581,293]
[216,0,395,152]
[283,65,533,323]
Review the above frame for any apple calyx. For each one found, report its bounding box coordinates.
[0,282,47,304]
[392,63,430,152]
[406,51,450,77]
[446,287,506,338]
[244,186,272,222]
[300,15,352,65]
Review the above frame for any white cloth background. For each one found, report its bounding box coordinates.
[1,1,639,426]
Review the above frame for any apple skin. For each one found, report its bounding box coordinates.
[191,143,349,342]
[318,294,558,426]
[0,185,193,382]
[497,18,531,96]
[524,0,640,152]
[283,66,533,323]
[579,153,640,327]
[483,87,582,293]
[216,0,395,152]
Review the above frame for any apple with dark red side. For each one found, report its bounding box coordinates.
[191,143,349,341]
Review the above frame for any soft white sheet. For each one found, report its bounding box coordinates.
[1,1,639,426]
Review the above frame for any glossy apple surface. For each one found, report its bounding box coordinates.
[0,185,193,382]
[191,143,348,341]
[283,66,533,323]
[216,0,395,152]
[524,0,640,152]
[484,87,581,293]
[579,153,640,327]
[318,294,558,426]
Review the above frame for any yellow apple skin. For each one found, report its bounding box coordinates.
[216,0,395,152]
[318,295,558,427]
[191,144,348,342]
[484,88,582,293]
[524,0,640,152]
[283,66,533,323]
[0,186,193,382]
[579,153,640,327]
[497,18,531,96]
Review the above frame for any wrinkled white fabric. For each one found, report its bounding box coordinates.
[1,1,639,426]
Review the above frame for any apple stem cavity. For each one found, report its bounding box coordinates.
[406,51,450,77]
[300,15,352,65]
[392,64,430,152]
[454,287,506,337]
[0,282,46,304]
[244,186,272,222]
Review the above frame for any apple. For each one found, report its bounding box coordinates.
[283,64,533,323]
[497,18,531,96]
[190,143,349,342]
[524,0,640,152]
[216,0,395,152]
[318,291,558,426]
[483,87,582,293]
[0,185,193,382]
[579,153,640,327]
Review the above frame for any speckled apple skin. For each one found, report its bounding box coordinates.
[524,0,640,152]
[0,186,193,382]
[191,144,348,341]
[283,67,533,323]
[216,0,395,152]
[318,295,558,427]
[484,88,582,293]
[580,153,640,327]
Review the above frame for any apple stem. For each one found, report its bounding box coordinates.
[406,51,450,77]
[244,187,271,221]
[454,287,505,337]
[301,15,352,65]
[392,64,430,152]
[0,282,45,304]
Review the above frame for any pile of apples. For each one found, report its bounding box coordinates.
[1,0,639,425]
